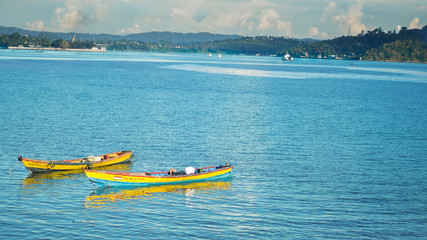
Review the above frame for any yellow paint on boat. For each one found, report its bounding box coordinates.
[19,150,133,173]
[84,165,233,186]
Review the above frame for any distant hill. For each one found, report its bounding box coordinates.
[285,25,427,62]
[123,31,242,44]
[0,27,313,55]
[0,26,242,44]
[2,25,425,62]
[183,36,316,55]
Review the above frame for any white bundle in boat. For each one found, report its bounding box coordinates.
[185,167,195,174]
[87,156,102,162]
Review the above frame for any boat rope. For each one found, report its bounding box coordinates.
[85,163,93,170]
[9,161,20,176]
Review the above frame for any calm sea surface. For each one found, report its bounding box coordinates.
[0,50,426,239]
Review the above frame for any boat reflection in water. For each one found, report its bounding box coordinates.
[22,163,133,186]
[85,179,232,208]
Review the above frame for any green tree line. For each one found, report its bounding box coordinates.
[362,40,427,62]
[2,26,426,63]
[284,26,427,62]
[0,32,96,49]
[181,36,306,55]
[91,36,306,55]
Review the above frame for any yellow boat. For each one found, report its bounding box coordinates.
[18,150,133,173]
[84,164,233,187]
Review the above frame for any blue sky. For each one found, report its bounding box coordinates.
[0,0,425,39]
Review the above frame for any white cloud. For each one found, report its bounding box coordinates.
[215,13,245,28]
[120,23,142,34]
[257,9,279,30]
[170,8,192,21]
[409,17,422,29]
[247,20,255,32]
[276,20,292,36]
[49,0,103,32]
[25,19,58,32]
[257,9,292,36]
[17,0,292,37]
[55,1,85,30]
[180,0,288,35]
[307,27,329,39]
[55,8,63,15]
[26,20,45,31]
[242,15,254,29]
[321,2,337,22]
[10,0,426,39]
[326,2,337,11]
[333,0,367,35]
[196,11,256,34]
[308,27,319,36]
[318,32,329,39]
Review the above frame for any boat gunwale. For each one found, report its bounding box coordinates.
[20,150,133,164]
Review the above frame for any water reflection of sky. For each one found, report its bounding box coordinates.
[166,64,427,83]
[1,50,426,83]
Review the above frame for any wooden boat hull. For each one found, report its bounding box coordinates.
[84,165,233,187]
[19,151,133,173]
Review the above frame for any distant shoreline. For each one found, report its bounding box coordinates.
[7,46,106,52]
[3,47,425,64]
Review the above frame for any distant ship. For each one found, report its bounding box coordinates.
[208,53,212,57]
[282,54,293,61]
[218,54,222,59]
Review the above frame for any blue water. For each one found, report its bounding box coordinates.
[0,50,426,239]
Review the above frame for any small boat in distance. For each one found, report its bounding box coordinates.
[282,53,293,61]
[208,53,212,57]
[218,54,222,59]
[18,150,133,173]
[84,164,233,187]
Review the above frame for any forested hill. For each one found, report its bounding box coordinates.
[285,26,427,62]
[123,32,242,44]
[0,26,242,44]
[181,36,315,55]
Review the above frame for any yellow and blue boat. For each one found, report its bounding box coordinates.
[84,164,233,187]
[18,150,133,173]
